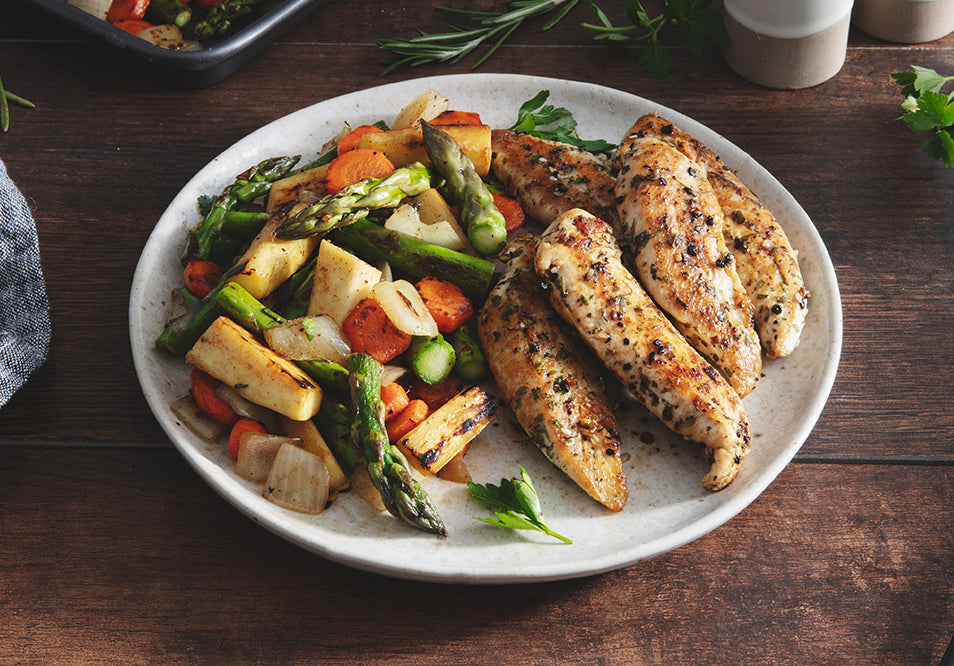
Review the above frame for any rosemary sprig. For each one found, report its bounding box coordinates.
[377,0,582,76]
[0,75,36,133]
[379,0,727,79]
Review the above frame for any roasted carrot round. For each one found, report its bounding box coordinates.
[325,148,395,194]
[190,368,239,425]
[228,418,267,461]
[342,298,412,364]
[381,382,410,421]
[431,110,483,126]
[338,125,384,154]
[416,276,473,333]
[492,191,526,234]
[386,399,429,443]
[183,260,223,299]
[407,375,462,410]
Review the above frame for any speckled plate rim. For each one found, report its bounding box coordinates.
[129,73,842,584]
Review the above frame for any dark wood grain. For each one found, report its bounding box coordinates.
[1,1,952,663]
[0,448,950,665]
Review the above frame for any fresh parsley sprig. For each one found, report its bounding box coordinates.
[509,90,616,154]
[582,0,728,79]
[468,466,573,543]
[892,65,954,167]
[377,0,582,76]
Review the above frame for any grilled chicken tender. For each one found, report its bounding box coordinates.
[615,132,762,397]
[477,234,627,511]
[534,209,750,491]
[490,129,618,226]
[626,114,809,357]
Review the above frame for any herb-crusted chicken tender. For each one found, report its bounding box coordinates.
[534,209,750,491]
[478,234,627,511]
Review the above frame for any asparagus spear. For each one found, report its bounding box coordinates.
[147,0,192,28]
[332,218,495,301]
[193,0,259,40]
[348,353,446,536]
[420,121,507,256]
[275,163,432,240]
[182,155,300,266]
[213,282,350,400]
[447,322,488,383]
[317,399,362,474]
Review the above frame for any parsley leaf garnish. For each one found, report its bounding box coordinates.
[468,466,572,543]
[892,65,954,167]
[508,90,616,154]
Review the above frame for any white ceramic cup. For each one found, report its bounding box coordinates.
[723,0,855,89]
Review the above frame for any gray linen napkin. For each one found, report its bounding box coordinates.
[0,159,50,408]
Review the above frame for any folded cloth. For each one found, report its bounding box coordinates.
[0,159,50,408]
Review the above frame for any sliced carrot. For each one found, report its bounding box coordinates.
[107,0,150,22]
[416,276,473,333]
[431,110,483,126]
[338,125,384,154]
[406,375,462,410]
[183,260,223,299]
[325,148,395,194]
[228,418,266,461]
[381,382,410,421]
[190,368,239,426]
[112,18,155,34]
[492,191,526,234]
[342,298,412,364]
[386,399,429,442]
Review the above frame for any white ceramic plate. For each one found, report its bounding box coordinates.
[129,74,842,583]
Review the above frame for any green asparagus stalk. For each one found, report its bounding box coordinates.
[408,334,456,385]
[420,120,507,256]
[270,255,317,320]
[275,163,432,240]
[221,210,272,240]
[193,0,259,40]
[447,322,488,383]
[154,263,246,356]
[348,353,446,536]
[182,155,300,266]
[213,282,350,400]
[316,399,362,474]
[332,218,495,301]
[146,0,192,28]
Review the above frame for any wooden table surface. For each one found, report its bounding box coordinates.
[1,2,952,663]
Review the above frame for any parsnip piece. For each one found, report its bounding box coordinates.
[392,89,449,130]
[228,204,320,300]
[396,386,497,474]
[266,165,329,212]
[186,316,323,422]
[308,240,382,326]
[278,416,350,495]
[358,125,492,176]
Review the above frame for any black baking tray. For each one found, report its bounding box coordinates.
[18,0,330,88]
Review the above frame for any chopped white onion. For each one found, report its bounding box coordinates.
[372,279,438,337]
[214,383,279,432]
[263,443,330,515]
[380,364,408,387]
[171,395,229,442]
[263,315,351,364]
[385,204,465,251]
[235,433,292,482]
